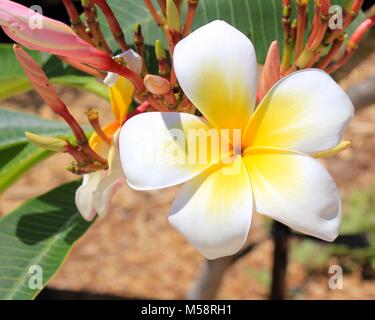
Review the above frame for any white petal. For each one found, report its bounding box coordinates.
[119,112,221,190]
[243,148,341,241]
[116,49,143,74]
[92,143,124,217]
[103,49,142,87]
[169,156,253,259]
[243,69,354,153]
[174,20,257,130]
[103,72,118,87]
[75,172,103,221]
[92,176,122,217]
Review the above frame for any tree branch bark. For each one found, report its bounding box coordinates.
[269,221,290,300]
[186,256,232,300]
[346,77,375,110]
[186,239,265,300]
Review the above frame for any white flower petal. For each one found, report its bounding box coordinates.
[92,144,124,217]
[169,156,253,259]
[243,148,341,241]
[243,69,354,154]
[117,49,143,75]
[92,175,123,217]
[75,172,103,221]
[103,49,142,87]
[103,72,118,87]
[119,112,221,190]
[174,20,257,130]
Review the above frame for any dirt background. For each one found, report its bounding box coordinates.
[1,49,375,299]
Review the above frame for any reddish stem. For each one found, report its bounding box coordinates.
[316,36,344,69]
[306,52,321,68]
[94,0,128,51]
[58,56,104,78]
[158,57,170,78]
[65,143,90,164]
[326,15,375,73]
[86,108,112,145]
[144,0,165,26]
[62,0,93,45]
[157,0,167,16]
[295,0,307,58]
[125,101,150,120]
[307,0,330,51]
[183,0,199,37]
[326,0,364,43]
[82,0,112,53]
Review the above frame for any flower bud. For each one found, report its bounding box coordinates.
[166,0,180,32]
[144,74,171,95]
[259,41,280,101]
[0,0,112,70]
[25,132,66,152]
[155,40,167,60]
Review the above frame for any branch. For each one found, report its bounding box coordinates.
[291,231,370,248]
[346,77,375,110]
[186,256,232,300]
[186,239,266,300]
[269,221,290,300]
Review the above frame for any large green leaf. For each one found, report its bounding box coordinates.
[0,109,71,193]
[99,0,364,64]
[0,181,92,300]
[98,0,283,63]
[0,44,40,101]
[0,44,108,100]
[0,145,51,195]
[0,109,69,150]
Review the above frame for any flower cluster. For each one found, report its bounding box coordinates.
[0,0,374,259]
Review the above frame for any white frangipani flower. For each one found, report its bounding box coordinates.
[75,130,123,221]
[119,21,354,259]
[75,49,142,221]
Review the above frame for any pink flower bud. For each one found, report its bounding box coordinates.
[0,0,112,70]
[143,74,171,95]
[259,41,280,101]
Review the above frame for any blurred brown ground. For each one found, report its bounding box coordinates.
[1,49,375,300]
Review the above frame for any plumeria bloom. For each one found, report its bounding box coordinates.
[119,21,354,259]
[75,49,142,221]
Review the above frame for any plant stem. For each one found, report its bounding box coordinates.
[82,0,112,53]
[62,0,93,45]
[270,221,290,300]
[186,240,265,300]
[186,257,232,300]
[295,0,308,58]
[281,43,293,73]
[183,0,199,37]
[144,0,165,26]
[94,0,128,51]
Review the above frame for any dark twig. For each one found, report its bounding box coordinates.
[270,221,290,300]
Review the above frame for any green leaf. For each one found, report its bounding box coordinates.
[51,75,108,100]
[98,0,284,63]
[99,0,365,64]
[0,108,69,150]
[0,44,108,101]
[0,44,40,78]
[0,144,51,195]
[0,108,71,193]
[0,44,40,101]
[0,181,92,300]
